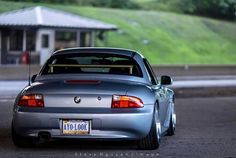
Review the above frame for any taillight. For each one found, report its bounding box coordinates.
[112,95,144,108]
[18,94,44,107]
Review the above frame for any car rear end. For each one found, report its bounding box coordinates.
[12,49,155,143]
[13,79,154,140]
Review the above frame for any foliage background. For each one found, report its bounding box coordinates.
[6,0,236,20]
[1,1,236,65]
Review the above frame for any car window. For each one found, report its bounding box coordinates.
[143,59,158,85]
[41,53,143,77]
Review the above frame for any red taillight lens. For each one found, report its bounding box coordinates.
[111,95,143,108]
[18,94,44,107]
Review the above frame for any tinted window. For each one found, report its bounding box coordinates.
[41,53,142,77]
[26,30,36,51]
[42,34,49,48]
[9,30,23,51]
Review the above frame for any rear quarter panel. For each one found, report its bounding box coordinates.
[126,84,156,105]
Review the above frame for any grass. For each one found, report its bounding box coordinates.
[132,0,184,13]
[0,1,236,65]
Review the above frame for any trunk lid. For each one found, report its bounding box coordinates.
[28,79,132,108]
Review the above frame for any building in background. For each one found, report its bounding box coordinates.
[0,6,117,65]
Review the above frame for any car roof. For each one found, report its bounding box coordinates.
[52,47,144,58]
[39,47,150,85]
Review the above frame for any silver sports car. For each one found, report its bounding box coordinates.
[12,48,176,149]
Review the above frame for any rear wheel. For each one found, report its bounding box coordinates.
[167,104,176,136]
[137,107,161,150]
[11,123,35,148]
[167,116,175,136]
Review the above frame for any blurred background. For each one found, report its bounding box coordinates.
[0,0,236,95]
[0,0,236,81]
[0,1,236,157]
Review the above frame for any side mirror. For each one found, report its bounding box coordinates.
[31,74,37,83]
[160,76,172,85]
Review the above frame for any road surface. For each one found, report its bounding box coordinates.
[0,97,236,157]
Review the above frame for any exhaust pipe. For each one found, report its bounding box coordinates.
[38,132,51,140]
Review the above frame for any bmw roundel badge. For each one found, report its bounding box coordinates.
[74,96,81,104]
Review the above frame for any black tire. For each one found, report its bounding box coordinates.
[137,108,161,150]
[167,116,175,136]
[11,123,35,148]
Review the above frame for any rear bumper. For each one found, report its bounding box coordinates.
[12,106,154,140]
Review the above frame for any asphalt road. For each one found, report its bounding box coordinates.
[0,97,236,158]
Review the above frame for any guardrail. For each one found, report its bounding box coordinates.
[152,65,236,77]
[0,65,41,80]
[0,65,236,80]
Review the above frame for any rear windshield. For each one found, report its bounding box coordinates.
[41,53,143,77]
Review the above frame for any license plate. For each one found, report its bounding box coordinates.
[62,120,90,135]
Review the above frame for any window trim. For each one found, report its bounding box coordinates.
[143,59,158,85]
